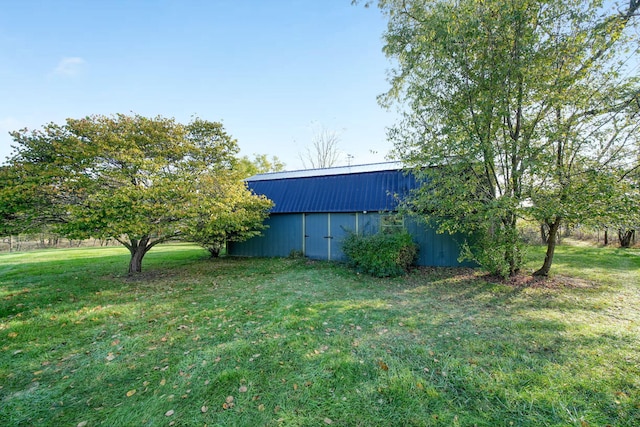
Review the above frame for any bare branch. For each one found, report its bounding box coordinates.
[299,125,343,169]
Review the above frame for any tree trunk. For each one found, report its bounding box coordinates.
[619,229,635,248]
[504,215,521,276]
[533,218,562,277]
[128,236,151,274]
[540,223,549,244]
[604,228,609,246]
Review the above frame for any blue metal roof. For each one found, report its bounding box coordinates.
[246,164,419,213]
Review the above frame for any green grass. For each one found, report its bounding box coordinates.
[1,243,639,426]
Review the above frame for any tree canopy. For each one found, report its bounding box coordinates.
[185,172,273,258]
[377,0,640,276]
[4,114,272,273]
[236,153,285,178]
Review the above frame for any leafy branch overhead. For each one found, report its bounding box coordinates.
[4,114,272,273]
[379,0,640,277]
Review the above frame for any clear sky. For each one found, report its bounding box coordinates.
[0,0,396,170]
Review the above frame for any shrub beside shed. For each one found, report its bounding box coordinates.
[228,162,469,267]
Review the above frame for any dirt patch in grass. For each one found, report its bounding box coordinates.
[407,266,594,289]
[119,269,178,282]
[483,272,594,289]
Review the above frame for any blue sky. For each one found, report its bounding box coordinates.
[0,0,395,169]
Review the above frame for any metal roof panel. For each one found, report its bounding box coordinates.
[246,167,418,213]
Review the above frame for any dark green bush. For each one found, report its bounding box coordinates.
[342,231,418,278]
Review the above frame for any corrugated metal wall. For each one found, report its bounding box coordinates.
[229,214,303,258]
[228,212,469,267]
[405,217,474,267]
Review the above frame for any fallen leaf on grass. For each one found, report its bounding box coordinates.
[324,418,333,424]
[239,385,248,393]
[77,422,88,427]
[201,405,208,413]
[165,409,174,416]
[378,360,389,371]
[126,389,136,397]
[222,395,235,409]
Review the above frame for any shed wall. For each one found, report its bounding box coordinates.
[405,217,471,267]
[229,214,303,258]
[228,212,468,267]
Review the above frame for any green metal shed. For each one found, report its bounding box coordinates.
[228,162,470,267]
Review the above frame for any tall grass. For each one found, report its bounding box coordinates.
[1,243,639,426]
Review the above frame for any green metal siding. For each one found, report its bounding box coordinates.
[329,213,357,261]
[405,217,474,267]
[304,213,328,260]
[229,214,303,257]
[229,212,471,267]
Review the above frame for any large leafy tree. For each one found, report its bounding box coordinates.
[185,153,278,256]
[373,0,639,276]
[6,114,268,273]
[184,173,273,258]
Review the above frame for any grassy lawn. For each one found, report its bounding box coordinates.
[1,244,639,426]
